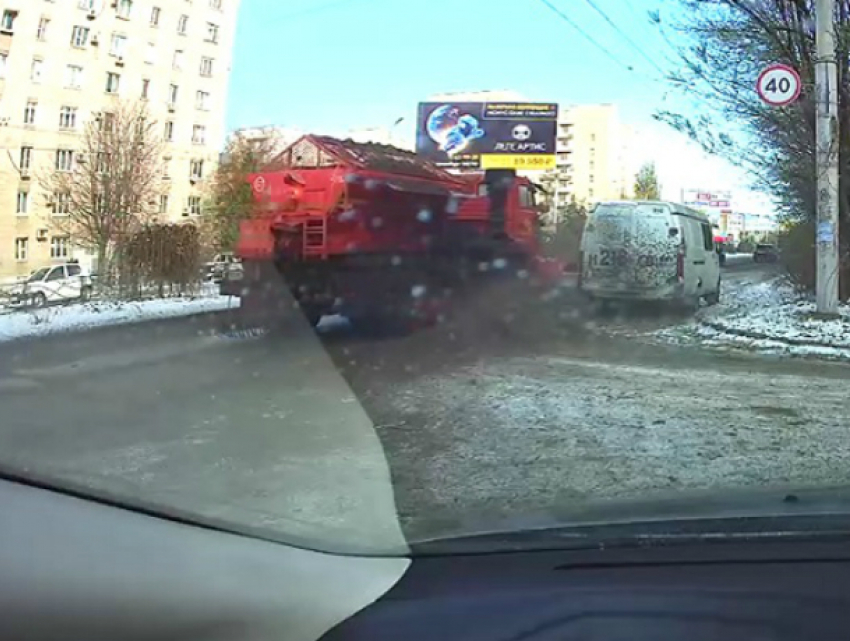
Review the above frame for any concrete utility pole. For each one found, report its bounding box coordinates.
[815,0,840,314]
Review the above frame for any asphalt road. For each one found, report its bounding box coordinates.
[1,259,844,547]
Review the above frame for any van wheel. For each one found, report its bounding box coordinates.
[704,278,721,306]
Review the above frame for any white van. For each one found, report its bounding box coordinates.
[579,201,721,307]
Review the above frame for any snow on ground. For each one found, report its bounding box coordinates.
[657,277,850,359]
[378,354,850,540]
[0,292,239,343]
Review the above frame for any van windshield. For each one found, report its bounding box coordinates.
[26,268,50,283]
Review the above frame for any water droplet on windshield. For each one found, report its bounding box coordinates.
[391,255,403,266]
[493,258,508,270]
[365,179,379,190]
[446,197,460,214]
[417,209,433,223]
[338,209,357,221]
[371,217,384,228]
[411,285,427,298]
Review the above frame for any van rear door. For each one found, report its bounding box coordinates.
[583,203,679,293]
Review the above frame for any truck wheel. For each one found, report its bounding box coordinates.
[80,286,93,302]
[31,292,47,308]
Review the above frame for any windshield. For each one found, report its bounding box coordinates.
[1,0,848,557]
[26,268,50,283]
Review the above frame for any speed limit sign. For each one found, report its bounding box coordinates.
[756,64,801,107]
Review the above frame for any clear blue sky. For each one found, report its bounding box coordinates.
[226,0,683,134]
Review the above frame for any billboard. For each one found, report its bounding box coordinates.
[416,102,558,170]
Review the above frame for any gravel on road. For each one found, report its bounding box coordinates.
[364,353,850,542]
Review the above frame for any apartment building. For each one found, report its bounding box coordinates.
[0,0,240,281]
[552,104,637,209]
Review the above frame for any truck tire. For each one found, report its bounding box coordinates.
[31,292,47,308]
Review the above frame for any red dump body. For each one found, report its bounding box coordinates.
[238,134,542,263]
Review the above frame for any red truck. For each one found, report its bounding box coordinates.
[223,134,563,330]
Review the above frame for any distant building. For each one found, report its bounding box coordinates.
[0,0,242,281]
[553,104,637,208]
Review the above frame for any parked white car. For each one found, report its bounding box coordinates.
[8,264,94,308]
[580,201,722,308]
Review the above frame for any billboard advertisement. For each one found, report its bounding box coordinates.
[681,188,734,229]
[416,102,558,170]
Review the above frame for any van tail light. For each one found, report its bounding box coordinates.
[577,251,584,289]
[676,245,685,282]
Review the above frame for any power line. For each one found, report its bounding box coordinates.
[579,0,668,76]
[533,0,637,73]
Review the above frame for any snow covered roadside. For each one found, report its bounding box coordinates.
[659,277,850,359]
[0,293,240,343]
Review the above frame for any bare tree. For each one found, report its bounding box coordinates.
[203,130,282,253]
[656,0,850,294]
[39,100,164,283]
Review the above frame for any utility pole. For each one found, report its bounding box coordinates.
[816,0,840,314]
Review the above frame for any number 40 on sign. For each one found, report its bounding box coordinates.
[756,63,802,107]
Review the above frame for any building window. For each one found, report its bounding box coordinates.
[141,78,150,99]
[210,0,222,9]
[200,57,214,77]
[116,0,133,20]
[0,53,7,78]
[51,236,70,259]
[20,147,32,173]
[16,191,29,215]
[196,91,210,111]
[159,194,169,213]
[173,49,184,70]
[31,58,44,83]
[1,10,18,33]
[206,22,219,43]
[59,106,78,129]
[168,83,179,106]
[162,157,171,179]
[71,25,90,47]
[56,149,74,172]
[37,17,50,41]
[14,238,28,262]
[164,120,174,141]
[24,101,37,125]
[192,125,206,145]
[65,64,84,89]
[150,6,161,27]
[187,196,201,216]
[110,33,127,57]
[190,159,204,179]
[178,15,189,35]
[106,72,121,94]
[53,192,72,216]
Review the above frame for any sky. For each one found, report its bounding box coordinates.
[225,0,773,215]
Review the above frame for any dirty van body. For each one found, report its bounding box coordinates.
[579,201,721,308]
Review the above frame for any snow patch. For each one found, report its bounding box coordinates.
[0,294,239,343]
[658,277,850,359]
